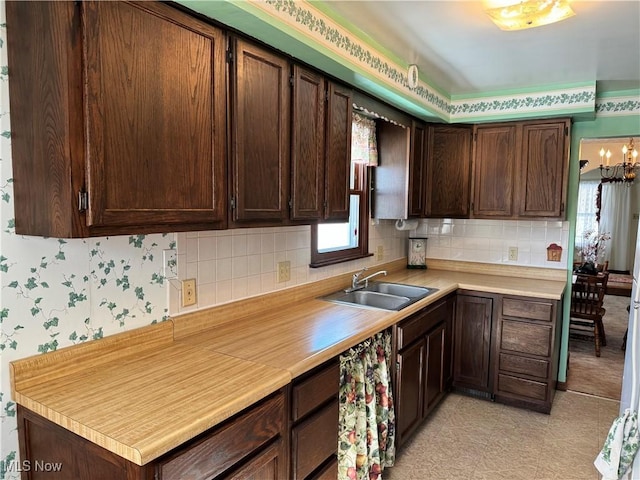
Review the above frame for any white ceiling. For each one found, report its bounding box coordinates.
[322,1,640,96]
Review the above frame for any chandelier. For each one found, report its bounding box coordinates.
[599,138,639,183]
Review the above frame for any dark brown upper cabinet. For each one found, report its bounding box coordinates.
[323,82,353,221]
[291,68,352,222]
[518,120,570,218]
[291,66,326,221]
[472,118,570,220]
[472,123,517,218]
[233,47,351,226]
[408,121,427,218]
[6,1,227,237]
[424,125,473,218]
[406,122,472,219]
[230,38,291,224]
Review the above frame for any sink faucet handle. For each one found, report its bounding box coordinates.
[351,267,368,289]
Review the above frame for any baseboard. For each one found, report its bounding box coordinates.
[556,381,568,391]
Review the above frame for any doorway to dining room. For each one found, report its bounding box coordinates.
[567,293,628,399]
[567,137,637,400]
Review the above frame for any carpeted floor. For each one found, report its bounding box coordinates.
[567,294,630,399]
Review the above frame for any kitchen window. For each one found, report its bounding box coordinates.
[310,114,376,267]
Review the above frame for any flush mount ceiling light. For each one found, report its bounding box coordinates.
[485,0,575,31]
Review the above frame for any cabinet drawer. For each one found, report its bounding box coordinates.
[497,373,548,401]
[158,392,284,480]
[292,399,339,480]
[292,360,339,421]
[397,300,447,349]
[499,353,549,379]
[502,297,553,322]
[500,320,552,357]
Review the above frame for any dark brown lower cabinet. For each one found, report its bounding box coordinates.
[453,292,496,393]
[290,359,340,480]
[424,323,446,414]
[452,291,562,414]
[16,390,288,480]
[396,339,425,444]
[394,294,455,447]
[493,295,562,413]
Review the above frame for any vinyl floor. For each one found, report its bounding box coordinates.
[385,391,619,480]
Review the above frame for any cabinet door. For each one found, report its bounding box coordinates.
[84,1,226,228]
[423,323,446,416]
[6,1,83,237]
[291,66,326,221]
[395,340,425,446]
[408,121,427,217]
[443,295,456,389]
[231,38,291,222]
[425,125,472,218]
[517,120,569,218]
[324,82,353,221]
[453,295,493,391]
[472,124,517,218]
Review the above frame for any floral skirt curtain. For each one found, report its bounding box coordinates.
[338,330,396,480]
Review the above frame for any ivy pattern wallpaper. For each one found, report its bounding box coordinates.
[0,5,174,477]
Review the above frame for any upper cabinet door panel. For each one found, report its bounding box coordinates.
[232,38,291,222]
[425,125,472,218]
[518,121,569,218]
[408,121,427,218]
[84,1,226,227]
[324,82,352,221]
[472,124,517,218]
[291,66,326,221]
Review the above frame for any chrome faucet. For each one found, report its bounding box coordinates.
[346,267,388,292]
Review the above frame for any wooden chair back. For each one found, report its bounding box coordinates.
[570,273,609,318]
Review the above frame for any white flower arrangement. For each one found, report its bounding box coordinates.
[580,229,611,265]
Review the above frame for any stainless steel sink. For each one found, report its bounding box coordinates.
[365,282,431,299]
[322,282,437,311]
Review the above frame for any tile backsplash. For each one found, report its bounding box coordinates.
[170,220,408,314]
[417,218,570,268]
[170,217,570,315]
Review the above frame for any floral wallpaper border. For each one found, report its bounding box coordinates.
[450,85,596,121]
[254,0,450,117]
[595,95,640,117]
[240,0,599,122]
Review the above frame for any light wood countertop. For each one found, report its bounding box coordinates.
[10,259,567,466]
[11,323,289,465]
[174,260,567,377]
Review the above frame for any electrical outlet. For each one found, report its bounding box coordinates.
[508,246,518,261]
[163,249,177,279]
[376,245,384,261]
[182,278,197,307]
[277,261,291,283]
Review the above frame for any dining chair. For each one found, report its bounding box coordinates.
[569,272,609,357]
